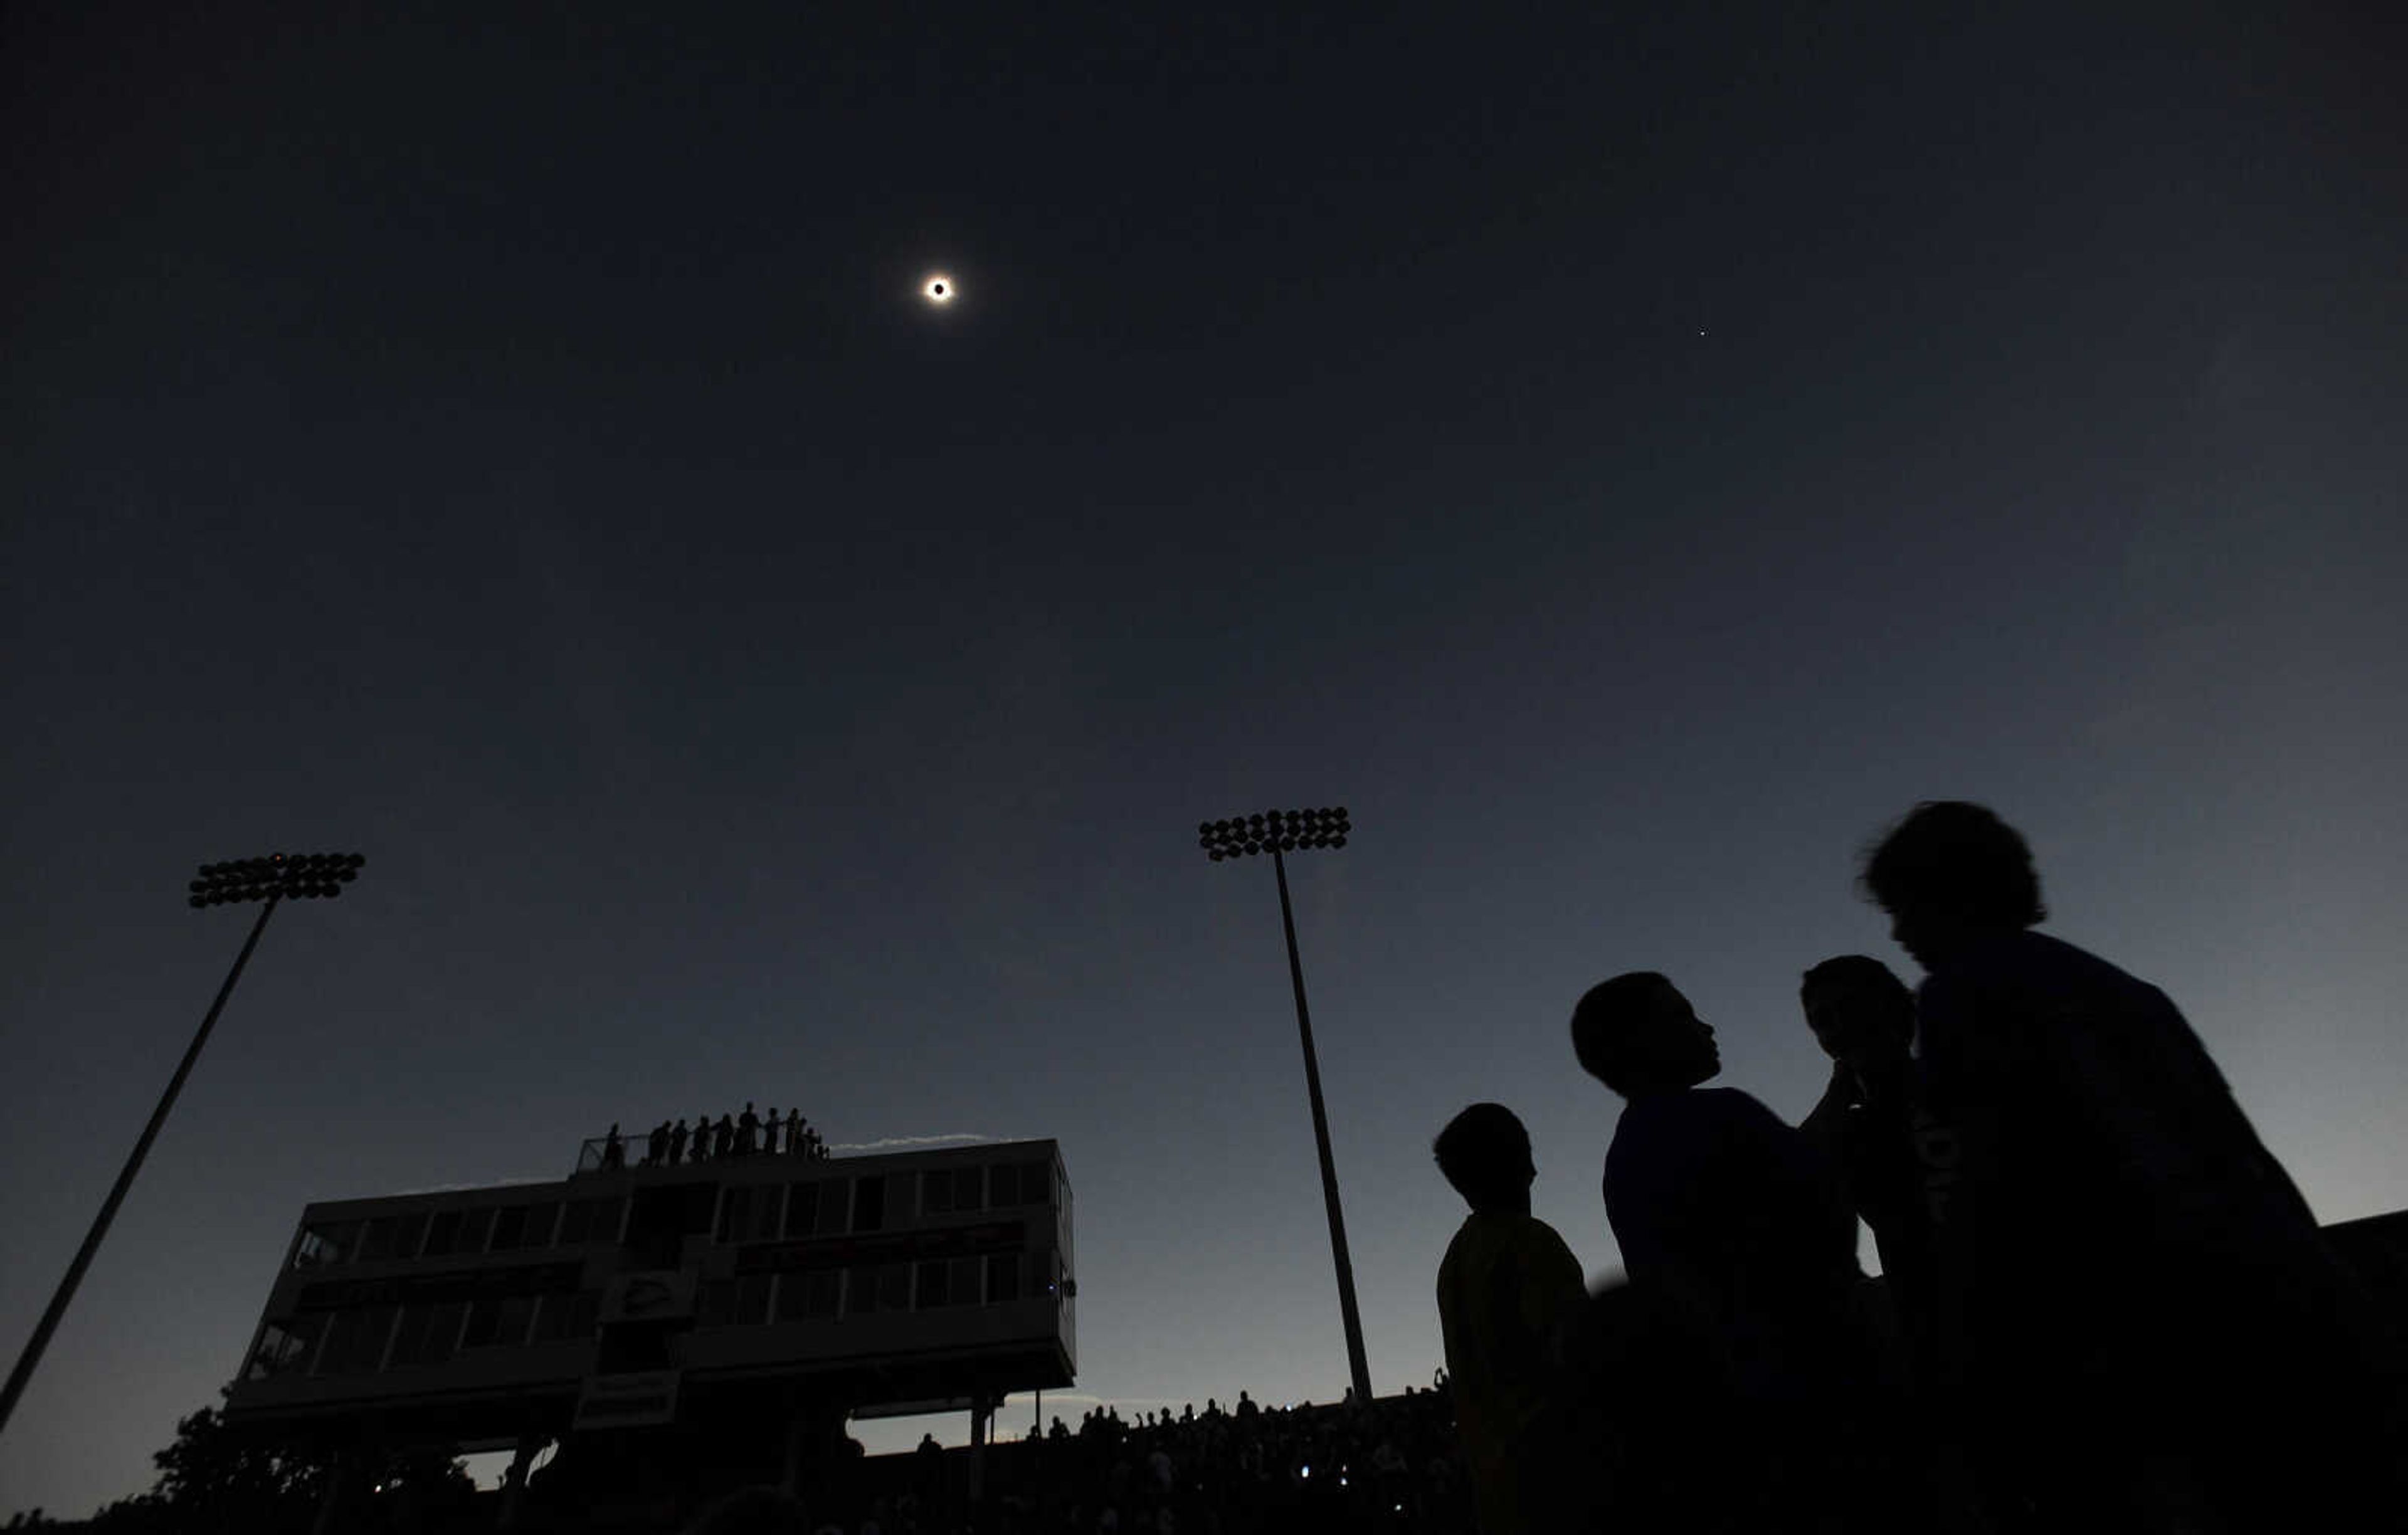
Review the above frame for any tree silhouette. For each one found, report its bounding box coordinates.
[82,1388,472,1532]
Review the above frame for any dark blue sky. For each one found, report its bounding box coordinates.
[5,2,2405,1514]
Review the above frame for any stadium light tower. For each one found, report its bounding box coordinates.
[0,852,364,1438]
[1196,806,1371,1410]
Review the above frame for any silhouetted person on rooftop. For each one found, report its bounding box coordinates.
[738,1102,760,1156]
[1571,971,1907,1531]
[1860,800,2405,1530]
[1432,1103,1588,1535]
[784,1109,803,1156]
[763,1105,781,1154]
[602,1122,625,1169]
[714,1113,734,1160]
[645,1121,670,1167]
[668,1118,690,1164]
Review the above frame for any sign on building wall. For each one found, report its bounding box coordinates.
[574,1369,682,1430]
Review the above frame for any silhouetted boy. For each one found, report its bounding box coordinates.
[1861,801,2405,1529]
[1796,956,1928,1292]
[1432,1104,1587,1534]
[1571,972,1903,1531]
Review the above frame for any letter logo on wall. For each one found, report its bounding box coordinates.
[601,1270,696,1324]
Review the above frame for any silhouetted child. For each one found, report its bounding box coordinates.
[1432,1103,1588,1534]
[1796,956,1930,1299]
[1861,800,2407,1529]
[1572,971,1906,1531]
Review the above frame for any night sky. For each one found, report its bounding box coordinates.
[5,3,2405,1516]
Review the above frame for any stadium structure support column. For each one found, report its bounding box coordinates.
[0,852,364,1440]
[1197,808,1373,1409]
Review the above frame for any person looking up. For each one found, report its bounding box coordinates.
[1571,971,1903,1531]
[1796,956,1926,1286]
[1432,1103,1587,1534]
[1859,800,2405,1528]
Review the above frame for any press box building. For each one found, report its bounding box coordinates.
[221,1134,1074,1472]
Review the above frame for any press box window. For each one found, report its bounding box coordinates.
[317,1306,398,1375]
[986,1252,1022,1303]
[490,1206,526,1252]
[246,1316,324,1379]
[734,1274,772,1325]
[504,1203,562,1250]
[774,1270,840,1321]
[293,1221,360,1269]
[847,1263,909,1314]
[421,1209,464,1257]
[388,1301,467,1368]
[852,1177,885,1233]
[559,1196,623,1245]
[718,1186,785,1243]
[462,1293,537,1349]
[924,1166,985,1216]
[786,1182,846,1237]
[695,1275,769,1327]
[916,1257,983,1308]
[451,1206,495,1256]
[1018,1161,1054,1206]
[530,1290,596,1344]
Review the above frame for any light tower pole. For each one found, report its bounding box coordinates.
[0,852,364,1438]
[1196,806,1371,1409]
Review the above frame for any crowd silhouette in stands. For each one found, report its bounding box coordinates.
[668,1386,1472,1535]
[597,1105,830,1171]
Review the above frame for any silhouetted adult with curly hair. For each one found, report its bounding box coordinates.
[1861,800,2404,1531]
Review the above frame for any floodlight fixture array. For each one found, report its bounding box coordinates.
[188,851,364,907]
[1196,806,1349,860]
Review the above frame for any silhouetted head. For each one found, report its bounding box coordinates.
[1433,1103,1536,1213]
[679,1485,808,1535]
[1570,973,1719,1097]
[1800,955,1916,1062]
[1860,801,2046,969]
